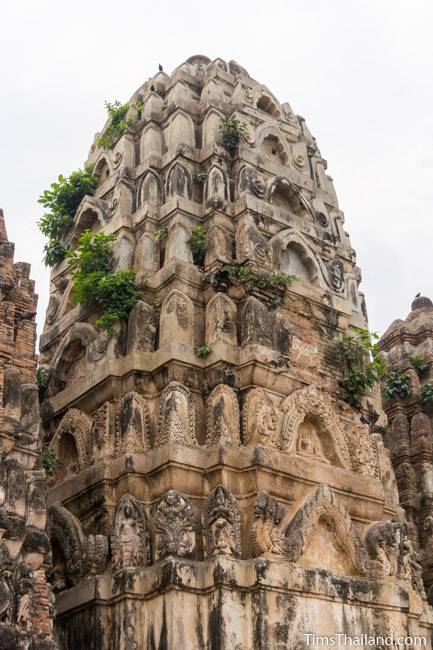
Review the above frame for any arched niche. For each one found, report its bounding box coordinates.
[280,241,316,283]
[166,162,192,200]
[140,124,164,161]
[93,156,111,184]
[49,408,92,481]
[268,178,312,219]
[284,484,369,576]
[271,230,326,288]
[49,322,107,393]
[54,338,87,387]
[159,289,195,348]
[256,125,290,166]
[138,170,162,211]
[280,386,351,470]
[68,197,108,246]
[168,111,195,150]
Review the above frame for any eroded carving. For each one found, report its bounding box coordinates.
[111,494,150,570]
[117,392,150,455]
[206,384,240,447]
[280,386,351,469]
[203,485,241,557]
[157,382,196,446]
[155,491,195,559]
[243,388,278,445]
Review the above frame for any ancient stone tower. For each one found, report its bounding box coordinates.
[38,56,433,648]
[380,296,433,604]
[0,210,56,649]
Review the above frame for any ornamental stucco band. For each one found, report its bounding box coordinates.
[1,55,432,649]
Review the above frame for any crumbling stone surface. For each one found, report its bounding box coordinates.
[38,57,433,648]
[381,295,433,605]
[0,211,56,649]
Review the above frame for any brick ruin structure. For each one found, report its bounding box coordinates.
[380,296,433,606]
[2,56,430,647]
[0,210,56,649]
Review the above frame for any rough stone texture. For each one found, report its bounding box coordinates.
[380,296,433,606]
[0,210,56,649]
[38,57,433,648]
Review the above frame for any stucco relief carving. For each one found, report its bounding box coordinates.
[111,494,150,570]
[49,504,108,587]
[203,485,241,557]
[235,216,272,268]
[251,491,286,556]
[243,388,278,446]
[284,484,371,576]
[157,382,197,447]
[204,225,231,265]
[160,290,194,347]
[328,258,345,292]
[205,166,228,210]
[280,386,351,469]
[155,491,196,559]
[91,401,115,462]
[348,424,378,478]
[127,300,156,353]
[116,392,150,455]
[206,384,240,447]
[206,293,237,347]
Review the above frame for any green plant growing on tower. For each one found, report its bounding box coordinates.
[35,367,51,391]
[219,116,248,156]
[194,345,212,358]
[153,227,169,242]
[420,383,433,404]
[187,226,208,266]
[326,329,386,408]
[67,230,141,332]
[38,165,98,266]
[382,371,411,401]
[192,172,207,184]
[410,353,431,377]
[41,447,56,475]
[203,263,297,294]
[96,101,141,150]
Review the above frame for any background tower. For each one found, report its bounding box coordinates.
[38,57,432,648]
[0,209,56,650]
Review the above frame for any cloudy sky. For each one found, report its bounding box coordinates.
[1,0,432,339]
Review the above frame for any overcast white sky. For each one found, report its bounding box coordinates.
[1,0,432,340]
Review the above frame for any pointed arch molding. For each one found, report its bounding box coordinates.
[284,483,369,575]
[49,408,92,469]
[280,385,351,470]
[48,503,87,585]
